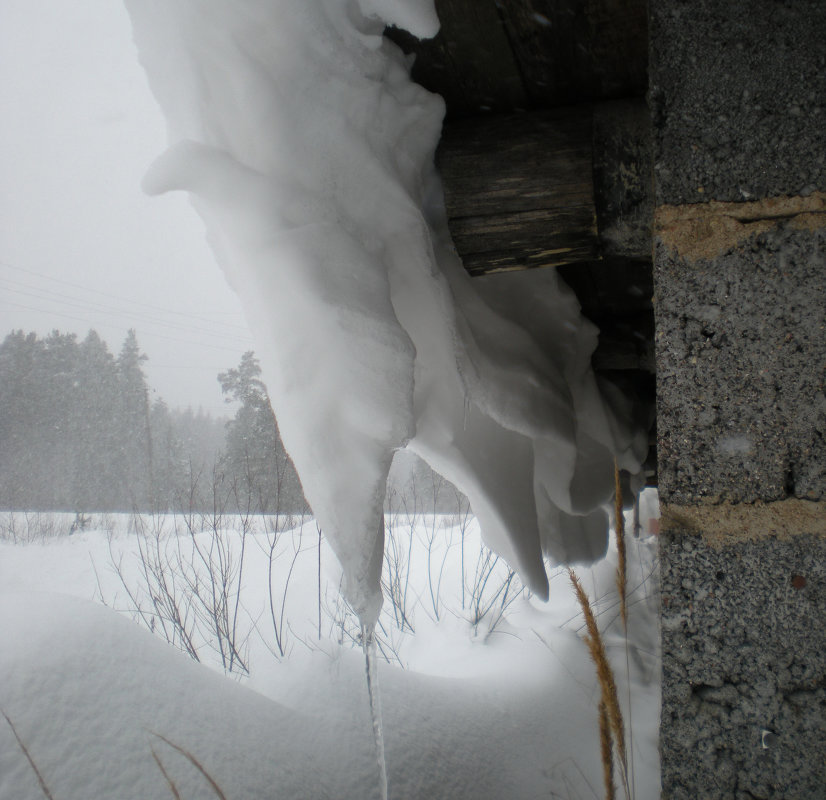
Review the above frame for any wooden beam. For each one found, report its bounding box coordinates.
[438,106,597,273]
[592,99,653,259]
[386,0,527,116]
[497,0,647,106]
[437,100,652,275]
[385,0,648,118]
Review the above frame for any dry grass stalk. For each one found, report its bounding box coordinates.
[613,461,628,631]
[151,745,183,800]
[2,709,55,800]
[151,731,228,800]
[598,700,616,800]
[568,570,629,799]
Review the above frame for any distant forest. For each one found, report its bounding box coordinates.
[0,329,306,513]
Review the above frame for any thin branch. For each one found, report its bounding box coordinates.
[150,745,183,800]
[2,709,55,800]
[150,732,228,800]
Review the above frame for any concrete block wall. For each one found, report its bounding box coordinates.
[651,1,826,796]
[659,511,826,798]
[655,206,826,505]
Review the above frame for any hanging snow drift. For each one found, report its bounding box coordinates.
[125,0,647,624]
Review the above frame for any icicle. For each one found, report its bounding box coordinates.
[361,622,388,800]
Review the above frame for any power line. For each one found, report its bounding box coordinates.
[151,363,238,371]
[0,258,252,334]
[0,298,248,356]
[0,269,253,340]
[0,279,254,345]
[0,256,256,410]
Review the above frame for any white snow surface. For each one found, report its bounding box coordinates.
[123,0,648,623]
[0,510,661,799]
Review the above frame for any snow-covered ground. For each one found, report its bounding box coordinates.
[0,494,660,799]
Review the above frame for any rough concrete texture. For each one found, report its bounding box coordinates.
[649,0,826,206]
[660,527,826,799]
[655,221,826,504]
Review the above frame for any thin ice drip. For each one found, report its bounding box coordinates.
[362,622,388,800]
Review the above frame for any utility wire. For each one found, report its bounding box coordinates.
[0,298,247,356]
[0,258,251,333]
[1,279,253,345]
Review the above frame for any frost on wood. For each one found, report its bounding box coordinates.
[124,0,647,624]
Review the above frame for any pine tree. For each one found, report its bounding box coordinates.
[0,331,41,507]
[218,351,305,513]
[34,331,81,508]
[147,398,183,511]
[0,328,232,513]
[115,329,153,509]
[73,331,121,510]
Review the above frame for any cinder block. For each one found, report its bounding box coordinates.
[652,2,826,795]
[660,522,826,799]
[649,0,826,206]
[655,214,826,503]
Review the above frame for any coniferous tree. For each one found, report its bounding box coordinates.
[74,331,121,509]
[115,329,153,509]
[218,351,306,513]
[172,407,226,472]
[33,331,81,507]
[0,329,244,513]
[0,331,41,507]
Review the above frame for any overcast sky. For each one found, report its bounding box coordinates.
[0,0,255,416]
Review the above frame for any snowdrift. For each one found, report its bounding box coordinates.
[124,0,647,622]
[0,586,658,800]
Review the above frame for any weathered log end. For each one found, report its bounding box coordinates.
[438,100,652,274]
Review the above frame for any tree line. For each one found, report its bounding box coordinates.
[0,329,306,514]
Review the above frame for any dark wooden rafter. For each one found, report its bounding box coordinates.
[386,0,652,278]
[438,106,597,274]
[386,0,648,118]
[387,0,657,480]
[498,0,648,108]
[437,99,652,275]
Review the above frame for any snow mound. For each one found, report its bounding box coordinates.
[0,576,660,800]
[0,592,359,799]
[124,0,647,623]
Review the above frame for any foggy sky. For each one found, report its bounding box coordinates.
[0,0,255,416]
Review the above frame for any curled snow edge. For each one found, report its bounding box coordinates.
[125,0,647,625]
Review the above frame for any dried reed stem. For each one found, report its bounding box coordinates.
[614,461,635,799]
[151,745,183,800]
[2,709,55,800]
[598,700,616,800]
[151,731,228,800]
[614,461,628,631]
[568,570,629,799]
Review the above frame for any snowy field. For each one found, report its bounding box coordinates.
[1,494,660,799]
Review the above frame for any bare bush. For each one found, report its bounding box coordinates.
[465,545,524,638]
[0,511,68,542]
[92,465,530,672]
[257,514,309,658]
[329,485,523,664]
[106,514,201,663]
[104,468,254,674]
[382,503,416,634]
[101,461,313,672]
